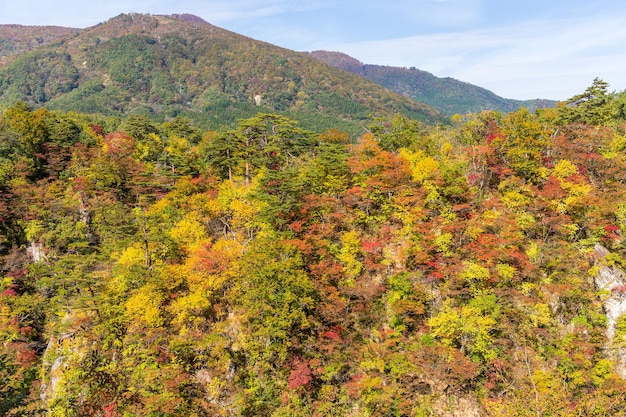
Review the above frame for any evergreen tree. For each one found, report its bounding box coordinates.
[558,77,614,125]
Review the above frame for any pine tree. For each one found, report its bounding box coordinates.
[558,77,613,125]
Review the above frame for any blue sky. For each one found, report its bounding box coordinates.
[1,0,625,100]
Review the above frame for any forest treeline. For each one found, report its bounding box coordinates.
[1,79,626,416]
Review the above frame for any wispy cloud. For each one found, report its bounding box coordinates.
[398,0,485,29]
[331,15,626,100]
[185,0,329,22]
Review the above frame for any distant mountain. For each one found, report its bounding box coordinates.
[0,14,446,133]
[308,50,556,116]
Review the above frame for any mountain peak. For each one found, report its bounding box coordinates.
[73,12,221,45]
[92,12,214,32]
[169,14,209,25]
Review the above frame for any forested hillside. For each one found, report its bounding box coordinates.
[0,14,444,136]
[309,50,556,116]
[1,78,626,416]
[0,25,80,61]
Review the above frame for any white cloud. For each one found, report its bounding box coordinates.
[399,0,485,29]
[331,15,626,100]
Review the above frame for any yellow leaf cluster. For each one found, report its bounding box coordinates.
[428,300,497,361]
[168,212,208,252]
[116,243,145,267]
[434,232,453,257]
[528,303,552,327]
[126,286,164,328]
[500,190,531,210]
[460,261,491,283]
[399,148,440,183]
[337,230,363,283]
[496,263,516,282]
[553,159,578,180]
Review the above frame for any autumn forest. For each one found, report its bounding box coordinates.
[1,12,626,417]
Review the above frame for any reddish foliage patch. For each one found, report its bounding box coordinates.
[288,357,312,389]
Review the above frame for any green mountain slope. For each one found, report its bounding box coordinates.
[309,50,557,116]
[0,14,446,133]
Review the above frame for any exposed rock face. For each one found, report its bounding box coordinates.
[39,313,90,409]
[594,243,626,378]
[26,241,46,263]
[434,395,481,417]
[40,340,65,405]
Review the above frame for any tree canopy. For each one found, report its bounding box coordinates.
[1,78,626,416]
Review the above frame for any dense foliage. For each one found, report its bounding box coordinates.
[0,79,626,416]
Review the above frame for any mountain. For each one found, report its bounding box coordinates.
[0,14,446,133]
[308,50,557,116]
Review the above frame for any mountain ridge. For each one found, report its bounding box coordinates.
[0,24,80,63]
[0,13,446,133]
[308,50,557,115]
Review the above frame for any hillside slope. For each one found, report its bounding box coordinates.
[0,14,445,132]
[309,50,556,116]
[0,24,80,62]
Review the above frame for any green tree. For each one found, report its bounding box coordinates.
[497,108,550,183]
[369,114,426,152]
[558,78,614,125]
[203,130,244,182]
